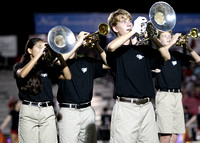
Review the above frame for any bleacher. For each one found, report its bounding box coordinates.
[0,69,19,138]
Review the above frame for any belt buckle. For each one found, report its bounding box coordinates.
[135,99,141,105]
[38,102,42,108]
[136,98,149,105]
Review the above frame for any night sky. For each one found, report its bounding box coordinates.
[0,0,199,35]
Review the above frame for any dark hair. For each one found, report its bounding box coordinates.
[20,38,43,64]
[17,38,44,95]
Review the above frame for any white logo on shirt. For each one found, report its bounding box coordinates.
[81,67,87,73]
[136,54,144,60]
[41,73,48,77]
[172,61,177,66]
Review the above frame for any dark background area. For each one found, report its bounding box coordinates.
[0,0,199,35]
[0,0,199,59]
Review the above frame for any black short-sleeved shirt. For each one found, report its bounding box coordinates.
[57,57,107,104]
[106,44,164,99]
[13,62,61,102]
[154,50,193,89]
[9,110,19,131]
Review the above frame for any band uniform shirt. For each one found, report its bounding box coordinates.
[106,44,164,99]
[154,50,193,90]
[13,62,62,102]
[57,57,107,104]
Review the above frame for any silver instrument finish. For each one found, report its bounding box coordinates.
[48,25,76,54]
[149,1,176,31]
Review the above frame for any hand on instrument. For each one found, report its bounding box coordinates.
[77,31,90,45]
[132,16,148,35]
[172,33,182,45]
[56,53,67,68]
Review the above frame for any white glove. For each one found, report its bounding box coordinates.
[132,16,148,34]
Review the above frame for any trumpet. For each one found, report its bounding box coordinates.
[136,1,176,45]
[176,28,200,47]
[83,23,110,48]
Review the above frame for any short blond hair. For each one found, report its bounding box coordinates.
[107,9,132,36]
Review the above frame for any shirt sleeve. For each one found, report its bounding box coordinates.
[13,62,24,79]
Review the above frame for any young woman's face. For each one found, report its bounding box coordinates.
[113,16,133,36]
[29,40,45,58]
[159,32,172,46]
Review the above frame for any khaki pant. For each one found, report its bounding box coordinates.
[18,104,58,143]
[155,91,185,134]
[57,106,97,143]
[110,100,159,143]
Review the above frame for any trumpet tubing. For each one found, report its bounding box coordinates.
[83,23,110,48]
[176,28,200,47]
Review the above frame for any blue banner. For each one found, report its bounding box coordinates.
[174,13,200,33]
[34,13,110,34]
[34,13,200,34]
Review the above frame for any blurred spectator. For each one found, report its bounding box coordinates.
[182,88,200,115]
[0,99,21,143]
[183,105,193,142]
[97,107,111,142]
[184,105,193,123]
[186,105,200,141]
[101,107,111,127]
[7,96,17,111]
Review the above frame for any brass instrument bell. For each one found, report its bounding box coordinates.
[48,25,76,54]
[83,23,110,48]
[137,1,176,45]
[176,28,200,47]
[149,1,176,32]
[44,25,76,66]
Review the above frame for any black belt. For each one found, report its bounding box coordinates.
[22,100,52,107]
[159,89,181,93]
[59,102,91,109]
[117,97,151,105]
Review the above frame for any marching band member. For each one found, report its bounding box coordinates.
[106,9,170,143]
[57,31,109,143]
[154,30,200,143]
[13,38,71,143]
